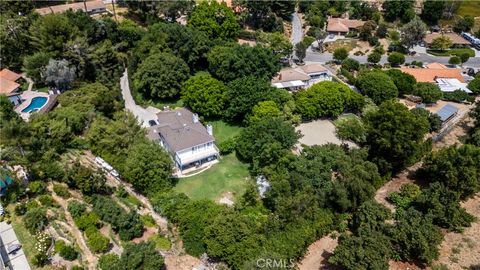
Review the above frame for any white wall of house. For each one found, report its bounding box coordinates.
[175,141,218,168]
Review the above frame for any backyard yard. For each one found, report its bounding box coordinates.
[324,39,357,53]
[173,120,249,202]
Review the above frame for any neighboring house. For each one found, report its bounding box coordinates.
[147,108,219,173]
[424,33,470,48]
[327,18,365,35]
[400,63,472,94]
[271,64,332,91]
[35,0,107,15]
[0,69,22,106]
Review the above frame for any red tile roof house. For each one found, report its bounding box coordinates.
[327,17,365,35]
[147,108,220,175]
[400,63,472,94]
[0,69,22,106]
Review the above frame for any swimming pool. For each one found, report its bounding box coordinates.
[21,97,48,113]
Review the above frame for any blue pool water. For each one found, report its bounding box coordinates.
[21,97,48,113]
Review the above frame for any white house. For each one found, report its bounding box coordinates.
[271,64,332,91]
[147,108,219,173]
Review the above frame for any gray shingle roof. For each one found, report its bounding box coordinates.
[147,108,215,152]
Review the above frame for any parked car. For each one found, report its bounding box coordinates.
[7,244,21,254]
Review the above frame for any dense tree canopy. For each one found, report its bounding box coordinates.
[181,72,227,118]
[356,71,398,104]
[123,140,173,195]
[400,17,427,48]
[236,117,299,164]
[294,81,365,119]
[188,1,239,41]
[421,0,446,25]
[414,82,443,104]
[207,44,280,82]
[133,52,190,99]
[419,144,480,199]
[364,100,430,174]
[224,76,277,122]
[384,69,417,96]
[382,0,414,22]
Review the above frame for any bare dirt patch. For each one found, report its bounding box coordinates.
[297,233,339,270]
[433,194,480,269]
[132,227,158,244]
[164,254,203,270]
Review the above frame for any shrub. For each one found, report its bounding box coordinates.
[98,254,120,270]
[218,137,236,155]
[24,208,48,234]
[443,90,473,103]
[116,186,128,198]
[335,116,366,143]
[53,184,70,198]
[55,240,79,261]
[368,36,379,46]
[68,201,87,219]
[14,203,27,216]
[367,52,381,64]
[342,58,360,71]
[333,48,349,62]
[411,60,423,67]
[38,195,54,207]
[387,52,405,67]
[32,253,49,267]
[467,78,480,94]
[85,227,110,253]
[74,212,100,231]
[28,181,46,195]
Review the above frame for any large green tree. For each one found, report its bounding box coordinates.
[133,52,190,99]
[364,100,429,173]
[400,17,427,48]
[123,140,173,195]
[207,44,280,82]
[30,13,76,56]
[22,52,51,84]
[188,1,240,41]
[110,242,164,270]
[419,144,480,199]
[236,118,299,164]
[181,72,227,118]
[356,71,398,104]
[382,0,414,22]
[414,82,443,104]
[224,76,277,122]
[294,81,364,119]
[421,0,446,25]
[384,69,417,96]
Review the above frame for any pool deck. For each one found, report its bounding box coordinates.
[14,90,50,121]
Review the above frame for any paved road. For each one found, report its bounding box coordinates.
[305,50,480,67]
[291,12,303,45]
[120,69,159,127]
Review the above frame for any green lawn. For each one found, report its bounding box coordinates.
[427,48,475,57]
[456,1,480,17]
[173,153,250,201]
[36,86,49,93]
[208,120,243,144]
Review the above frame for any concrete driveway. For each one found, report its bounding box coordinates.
[120,69,160,127]
[291,12,303,45]
[0,222,31,270]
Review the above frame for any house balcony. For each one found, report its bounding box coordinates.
[176,145,220,168]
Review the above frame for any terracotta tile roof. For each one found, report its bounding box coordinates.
[400,68,465,83]
[0,77,20,96]
[148,108,215,152]
[35,0,106,15]
[425,63,448,69]
[327,18,365,33]
[424,33,470,45]
[0,69,21,82]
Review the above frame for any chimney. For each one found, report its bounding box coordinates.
[206,124,213,136]
[192,113,199,123]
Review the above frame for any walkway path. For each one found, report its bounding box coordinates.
[120,69,159,127]
[48,184,97,270]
